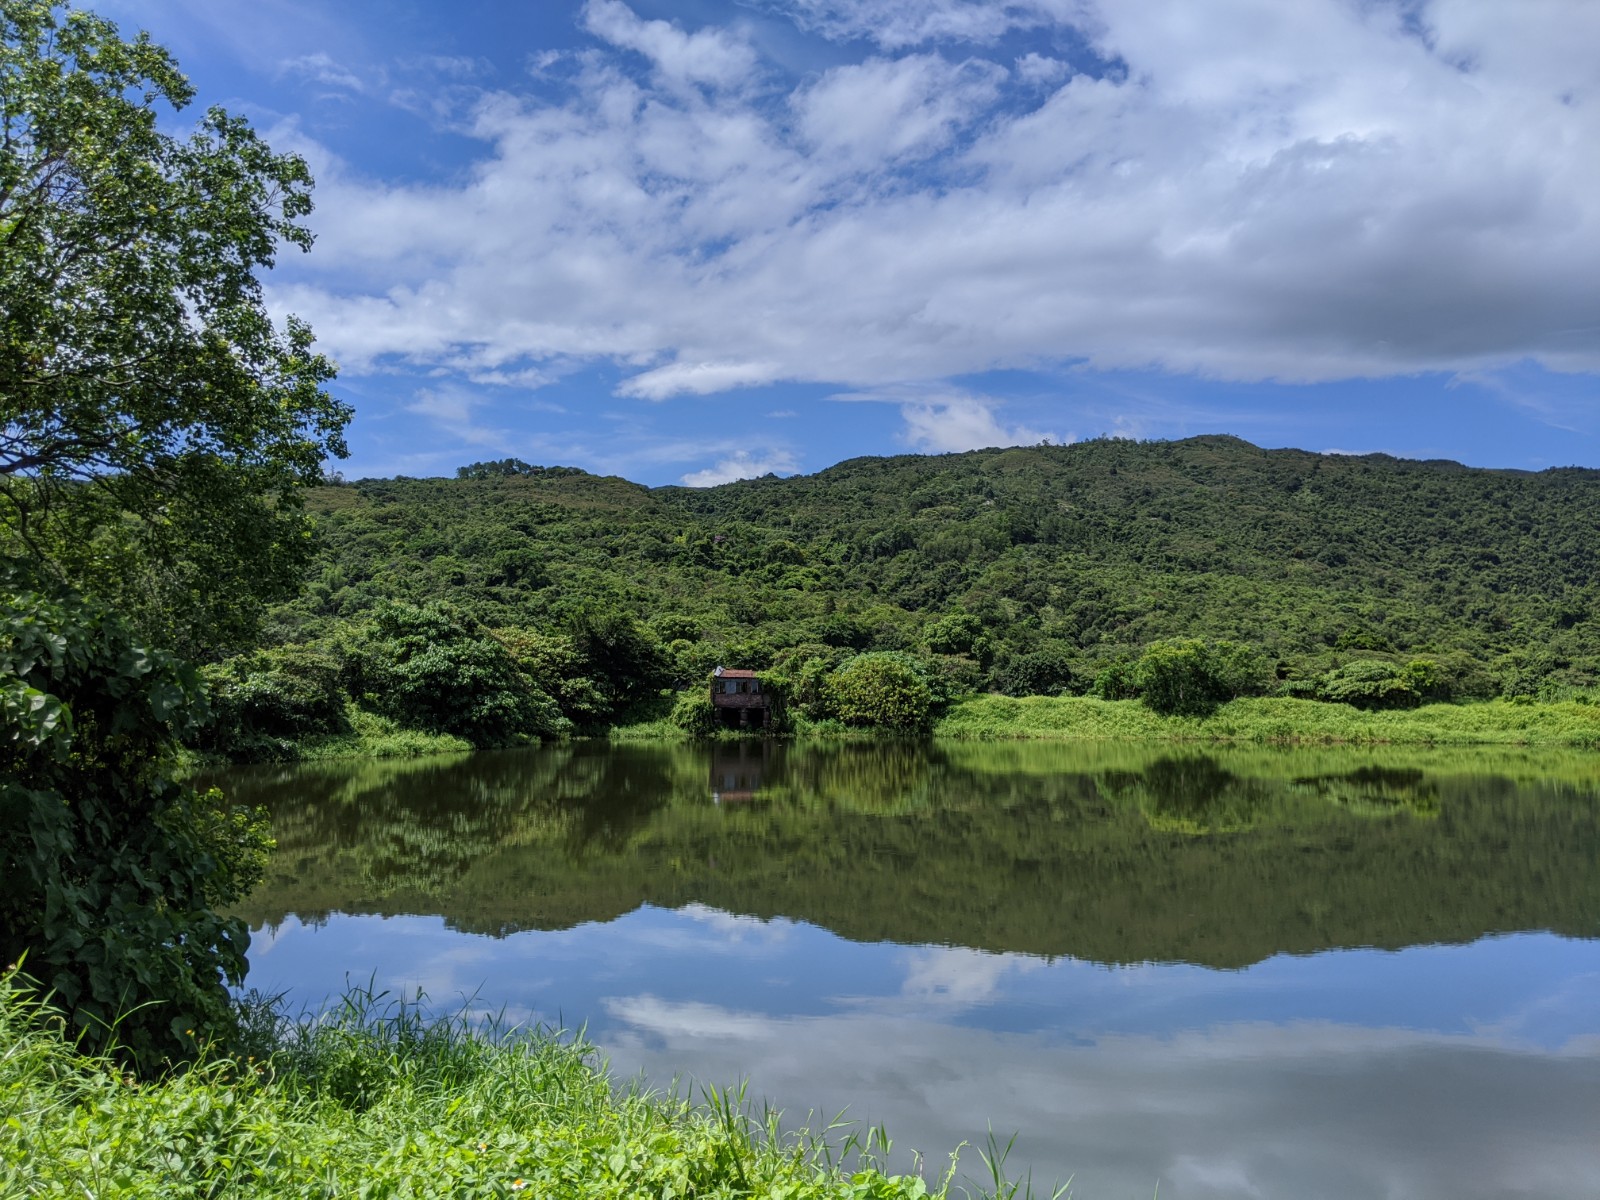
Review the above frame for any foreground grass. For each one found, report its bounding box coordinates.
[936,695,1600,746]
[0,974,966,1200]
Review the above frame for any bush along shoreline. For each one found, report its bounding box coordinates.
[191,621,1600,763]
[0,970,975,1200]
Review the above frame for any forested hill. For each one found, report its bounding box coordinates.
[276,435,1600,700]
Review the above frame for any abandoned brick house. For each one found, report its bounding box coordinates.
[710,666,770,728]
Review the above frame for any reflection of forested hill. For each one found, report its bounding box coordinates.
[229,744,1600,969]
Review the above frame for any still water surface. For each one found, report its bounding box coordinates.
[226,741,1600,1199]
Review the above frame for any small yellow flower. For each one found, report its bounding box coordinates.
[511,1181,528,1192]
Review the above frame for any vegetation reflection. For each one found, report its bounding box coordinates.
[228,743,1600,968]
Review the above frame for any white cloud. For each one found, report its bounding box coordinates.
[897,945,1044,1006]
[281,51,369,93]
[273,0,1600,405]
[793,55,1005,167]
[596,999,1600,1200]
[681,449,799,486]
[622,360,787,399]
[899,395,1057,452]
[582,0,760,90]
[1014,51,1072,86]
[404,385,511,449]
[758,0,1075,50]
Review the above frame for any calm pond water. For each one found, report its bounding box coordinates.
[224,741,1600,1199]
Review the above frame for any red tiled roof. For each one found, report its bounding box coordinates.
[713,668,760,678]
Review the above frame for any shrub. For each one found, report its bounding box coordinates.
[1089,657,1140,701]
[825,652,937,732]
[1315,658,1437,710]
[669,688,719,735]
[200,643,349,757]
[1134,639,1270,717]
[1,581,270,1070]
[995,644,1079,696]
[364,602,569,745]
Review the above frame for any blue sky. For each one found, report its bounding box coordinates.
[101,0,1600,485]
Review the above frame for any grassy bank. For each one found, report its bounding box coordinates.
[0,973,968,1199]
[935,695,1600,746]
[202,695,1600,763]
[189,706,476,767]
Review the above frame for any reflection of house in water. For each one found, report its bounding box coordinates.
[710,741,771,804]
[710,666,771,729]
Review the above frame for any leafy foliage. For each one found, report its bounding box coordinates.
[0,578,270,1070]
[200,643,350,759]
[825,652,939,732]
[1314,657,1441,710]
[1133,638,1270,716]
[230,435,1600,754]
[993,642,1079,697]
[357,602,569,746]
[0,0,348,657]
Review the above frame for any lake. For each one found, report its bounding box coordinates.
[224,740,1600,1199]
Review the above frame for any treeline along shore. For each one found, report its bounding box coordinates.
[198,435,1600,760]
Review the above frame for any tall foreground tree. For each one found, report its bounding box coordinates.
[0,0,349,655]
[1,2,346,1067]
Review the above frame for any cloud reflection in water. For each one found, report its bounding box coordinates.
[246,907,1600,1200]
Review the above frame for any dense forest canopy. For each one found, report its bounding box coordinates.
[229,435,1600,743]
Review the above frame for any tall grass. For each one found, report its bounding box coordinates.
[280,707,477,762]
[936,695,1600,747]
[0,971,1013,1199]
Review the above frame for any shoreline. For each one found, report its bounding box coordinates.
[930,694,1600,747]
[190,694,1600,769]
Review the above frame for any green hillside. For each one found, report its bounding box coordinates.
[267,435,1600,699]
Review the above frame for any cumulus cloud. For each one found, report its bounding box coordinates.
[681,449,799,486]
[899,395,1058,452]
[274,0,1600,404]
[582,0,760,90]
[598,998,1600,1200]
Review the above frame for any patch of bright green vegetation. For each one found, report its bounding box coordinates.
[290,706,476,761]
[0,972,964,1200]
[936,695,1600,746]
